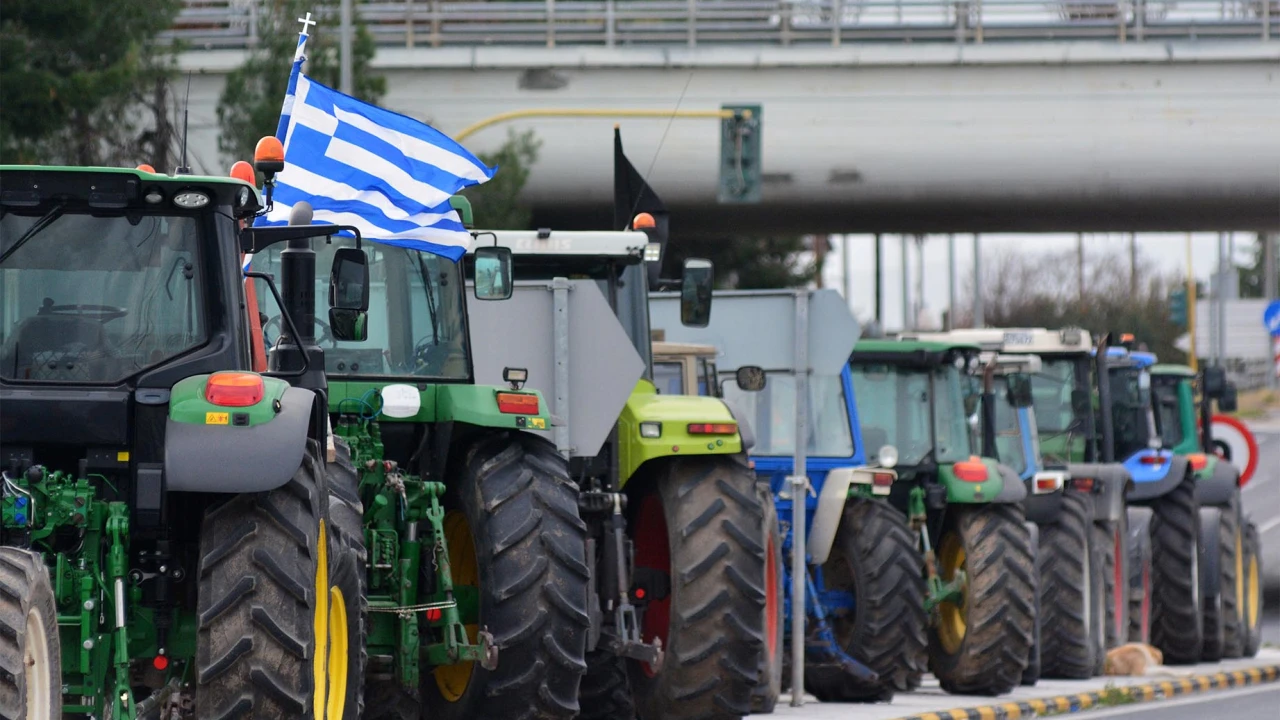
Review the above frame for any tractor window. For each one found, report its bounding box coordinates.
[251,239,469,379]
[653,361,684,395]
[1153,382,1185,448]
[1032,358,1077,434]
[1,211,207,383]
[1110,367,1155,458]
[851,364,973,467]
[933,366,975,464]
[991,377,1029,477]
[723,372,853,457]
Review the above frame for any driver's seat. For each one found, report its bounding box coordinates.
[3,313,110,380]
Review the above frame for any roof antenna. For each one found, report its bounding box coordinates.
[176,72,192,175]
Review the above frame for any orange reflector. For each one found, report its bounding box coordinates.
[425,608,441,621]
[205,372,265,407]
[496,392,539,415]
[229,160,256,185]
[872,472,894,487]
[1036,477,1060,493]
[254,136,285,173]
[688,422,737,435]
[136,164,155,173]
[1139,454,1166,465]
[1187,453,1208,471]
[634,588,646,600]
[1074,477,1096,493]
[953,456,989,483]
[632,212,657,230]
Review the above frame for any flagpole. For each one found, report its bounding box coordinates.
[276,12,316,142]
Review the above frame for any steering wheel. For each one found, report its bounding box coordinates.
[45,304,128,322]
[263,314,336,348]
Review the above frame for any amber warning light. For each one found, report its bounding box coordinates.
[206,372,265,408]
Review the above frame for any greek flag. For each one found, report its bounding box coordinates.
[254,29,495,263]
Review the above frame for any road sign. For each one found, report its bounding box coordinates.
[1263,299,1280,335]
[1210,414,1258,487]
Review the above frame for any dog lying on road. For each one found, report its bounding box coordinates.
[1103,643,1191,677]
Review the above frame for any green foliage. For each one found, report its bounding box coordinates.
[661,235,820,289]
[461,130,541,229]
[1097,683,1138,707]
[217,0,386,165]
[1238,233,1277,299]
[961,246,1187,362]
[0,0,181,166]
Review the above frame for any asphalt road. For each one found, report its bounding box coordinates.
[1082,682,1280,719]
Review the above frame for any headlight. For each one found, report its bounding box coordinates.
[643,242,661,263]
[173,190,210,209]
[639,422,662,438]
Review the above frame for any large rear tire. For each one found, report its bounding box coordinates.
[420,431,590,720]
[1094,513,1130,651]
[810,499,927,701]
[197,441,355,719]
[1038,492,1101,679]
[929,503,1035,696]
[750,484,784,714]
[1126,509,1153,644]
[1203,495,1244,660]
[629,457,765,720]
[1241,521,1263,658]
[1147,473,1203,664]
[326,439,368,718]
[0,547,61,720]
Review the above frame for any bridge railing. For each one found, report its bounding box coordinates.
[165,0,1277,50]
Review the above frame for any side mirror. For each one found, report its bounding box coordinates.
[330,308,368,342]
[474,246,513,301]
[1218,384,1238,413]
[736,365,766,392]
[1202,366,1227,398]
[680,258,713,327]
[329,247,370,311]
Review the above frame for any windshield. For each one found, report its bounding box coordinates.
[1110,366,1156,458]
[653,361,683,394]
[992,376,1029,476]
[723,372,854,457]
[851,363,974,467]
[252,239,469,379]
[1152,380,1186,448]
[2,211,207,383]
[1032,358,1078,434]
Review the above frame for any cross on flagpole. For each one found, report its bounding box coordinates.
[298,12,317,34]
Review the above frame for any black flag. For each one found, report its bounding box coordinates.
[613,127,669,287]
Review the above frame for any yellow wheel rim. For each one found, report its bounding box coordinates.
[937,530,968,656]
[434,511,480,703]
[1235,527,1246,625]
[313,521,330,719]
[1248,552,1261,629]
[326,586,349,720]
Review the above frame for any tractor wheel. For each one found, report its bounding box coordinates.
[0,547,61,720]
[1241,521,1263,658]
[1093,513,1130,651]
[578,632,636,720]
[1126,511,1153,644]
[1021,523,1041,687]
[419,431,589,720]
[628,457,765,720]
[1038,492,1102,679]
[197,441,358,719]
[929,504,1035,696]
[751,484,784,714]
[327,439,369,717]
[1147,474,1203,664]
[1203,495,1244,660]
[812,498,927,701]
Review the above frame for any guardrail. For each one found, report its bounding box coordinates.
[166,0,1276,50]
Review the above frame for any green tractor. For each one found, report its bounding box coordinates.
[1148,362,1263,659]
[461,226,765,720]
[849,339,1036,695]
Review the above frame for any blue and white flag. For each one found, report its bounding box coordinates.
[255,27,495,263]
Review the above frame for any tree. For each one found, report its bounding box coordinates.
[662,235,820,289]
[1237,233,1277,299]
[217,0,386,165]
[0,0,182,166]
[460,130,541,229]
[958,246,1186,362]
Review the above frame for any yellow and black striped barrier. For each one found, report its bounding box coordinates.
[893,665,1280,720]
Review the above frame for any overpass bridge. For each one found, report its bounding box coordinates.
[175,1,1279,235]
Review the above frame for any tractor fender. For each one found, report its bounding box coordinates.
[1021,487,1064,525]
[1199,505,1222,603]
[992,463,1029,504]
[720,397,756,452]
[1066,462,1133,524]
[808,466,858,565]
[1194,456,1239,508]
[166,386,314,492]
[1125,459,1189,504]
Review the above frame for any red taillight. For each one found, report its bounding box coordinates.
[1074,477,1096,493]
[872,472,894,488]
[1187,453,1208,471]
[1139,454,1166,465]
[496,392,539,415]
[152,654,168,671]
[688,423,738,435]
[205,372,265,407]
[1036,477,1060,493]
[953,457,989,483]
